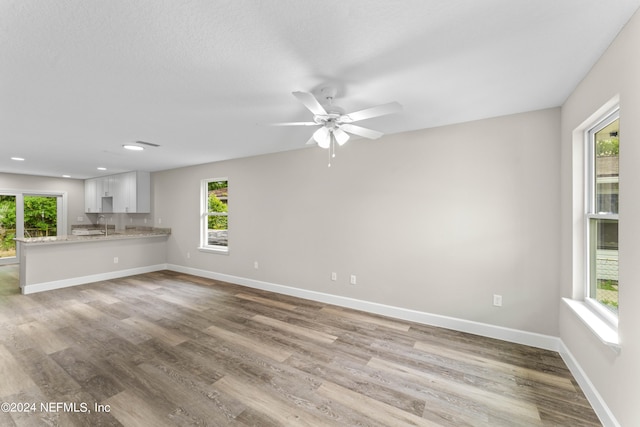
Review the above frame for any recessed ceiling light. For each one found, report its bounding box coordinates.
[62,175,71,178]
[11,157,25,161]
[97,167,107,171]
[123,144,144,151]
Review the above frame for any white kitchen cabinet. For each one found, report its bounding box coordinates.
[84,171,150,213]
[97,175,114,197]
[113,171,150,213]
[84,178,99,213]
[111,173,128,213]
[127,171,151,213]
[85,176,111,213]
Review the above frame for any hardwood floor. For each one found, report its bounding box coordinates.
[0,270,601,426]
[0,264,20,297]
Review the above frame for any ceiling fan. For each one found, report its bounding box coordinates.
[273,87,402,150]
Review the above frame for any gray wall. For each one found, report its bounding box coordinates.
[154,107,561,336]
[560,7,640,427]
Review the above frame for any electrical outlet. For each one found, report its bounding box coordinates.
[350,275,357,285]
[493,294,502,307]
[331,272,337,281]
[254,261,259,269]
[113,257,119,264]
[77,217,84,222]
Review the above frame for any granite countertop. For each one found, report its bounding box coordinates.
[15,227,171,245]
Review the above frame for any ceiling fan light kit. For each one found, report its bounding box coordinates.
[274,87,402,166]
[313,126,331,148]
[333,127,349,146]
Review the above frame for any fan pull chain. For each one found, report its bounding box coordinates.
[328,132,337,167]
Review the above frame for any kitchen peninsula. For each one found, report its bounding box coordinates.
[15,227,171,294]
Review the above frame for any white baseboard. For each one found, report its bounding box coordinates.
[166,264,560,350]
[21,264,167,295]
[557,342,620,427]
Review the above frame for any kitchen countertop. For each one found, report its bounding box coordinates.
[15,227,171,245]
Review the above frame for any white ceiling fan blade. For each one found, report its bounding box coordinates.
[292,91,327,116]
[342,101,402,123]
[340,123,384,139]
[270,122,318,126]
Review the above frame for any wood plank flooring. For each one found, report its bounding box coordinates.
[0,268,601,426]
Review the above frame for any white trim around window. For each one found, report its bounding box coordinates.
[566,96,621,352]
[198,177,229,255]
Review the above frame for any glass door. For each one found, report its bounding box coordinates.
[0,195,17,263]
[0,193,63,266]
[23,195,59,238]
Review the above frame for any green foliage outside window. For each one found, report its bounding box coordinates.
[207,181,228,230]
[208,193,228,230]
[0,196,16,252]
[596,137,619,157]
[0,196,57,254]
[24,196,58,235]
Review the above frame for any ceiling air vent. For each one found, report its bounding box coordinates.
[135,140,161,147]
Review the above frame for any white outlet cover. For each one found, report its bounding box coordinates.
[493,294,503,306]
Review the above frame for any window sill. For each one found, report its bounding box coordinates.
[198,246,229,255]
[563,298,620,354]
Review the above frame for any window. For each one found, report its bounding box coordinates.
[200,178,228,253]
[586,110,619,321]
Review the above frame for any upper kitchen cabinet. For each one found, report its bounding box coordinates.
[113,171,150,213]
[84,171,150,213]
[84,178,99,213]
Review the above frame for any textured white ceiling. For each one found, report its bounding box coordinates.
[1,0,639,179]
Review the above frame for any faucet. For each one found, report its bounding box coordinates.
[97,215,108,236]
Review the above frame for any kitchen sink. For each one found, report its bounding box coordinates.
[71,229,105,236]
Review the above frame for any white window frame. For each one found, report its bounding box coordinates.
[198,177,229,254]
[584,108,619,327]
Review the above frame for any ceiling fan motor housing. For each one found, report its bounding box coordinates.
[320,86,338,101]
